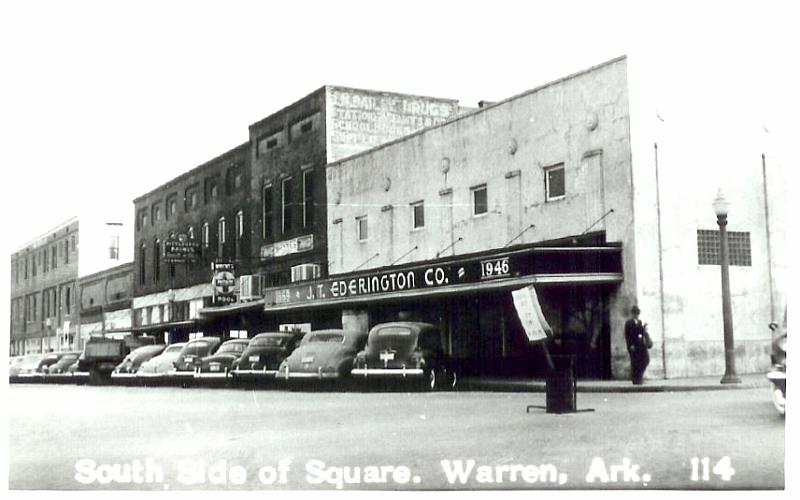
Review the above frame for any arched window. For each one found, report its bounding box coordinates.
[153,238,161,282]
[201,222,210,248]
[235,210,244,258]
[139,243,146,285]
[217,217,226,256]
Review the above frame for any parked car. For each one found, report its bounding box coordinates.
[111,344,167,379]
[75,336,147,384]
[352,321,457,390]
[231,332,304,380]
[136,343,187,379]
[277,329,367,381]
[195,338,251,379]
[36,352,71,374]
[171,337,223,378]
[45,352,82,374]
[10,354,46,380]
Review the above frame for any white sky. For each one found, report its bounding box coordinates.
[0,0,795,253]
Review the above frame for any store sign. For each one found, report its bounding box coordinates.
[212,262,236,305]
[260,234,314,259]
[164,234,200,263]
[264,245,623,310]
[266,253,514,308]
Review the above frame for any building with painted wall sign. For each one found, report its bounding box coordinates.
[258,55,787,380]
[131,85,460,342]
[9,214,132,355]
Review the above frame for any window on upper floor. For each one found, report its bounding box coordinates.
[202,222,210,249]
[205,177,220,204]
[256,130,284,157]
[357,216,368,241]
[289,111,321,142]
[185,186,198,211]
[109,235,120,260]
[217,217,226,256]
[697,230,752,266]
[411,200,425,229]
[43,249,49,273]
[52,245,57,269]
[166,194,178,219]
[235,210,244,258]
[153,239,161,283]
[262,184,274,240]
[303,169,314,229]
[471,184,488,216]
[544,163,566,201]
[152,204,162,224]
[282,177,293,234]
[226,167,244,194]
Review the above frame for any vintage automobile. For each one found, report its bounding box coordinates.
[44,352,82,374]
[277,329,367,382]
[352,321,457,390]
[111,344,167,380]
[12,353,50,381]
[231,332,304,381]
[195,338,251,380]
[136,342,187,380]
[171,337,223,379]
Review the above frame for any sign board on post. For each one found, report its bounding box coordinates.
[512,285,553,342]
[211,262,236,306]
[261,234,314,259]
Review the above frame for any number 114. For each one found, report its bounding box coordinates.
[690,456,735,481]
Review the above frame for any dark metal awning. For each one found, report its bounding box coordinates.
[198,299,265,318]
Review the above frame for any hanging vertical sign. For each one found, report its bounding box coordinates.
[211,262,236,306]
[512,285,553,342]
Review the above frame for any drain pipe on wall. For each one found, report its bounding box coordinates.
[654,142,668,379]
[762,153,776,322]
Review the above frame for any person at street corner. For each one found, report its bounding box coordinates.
[625,305,652,385]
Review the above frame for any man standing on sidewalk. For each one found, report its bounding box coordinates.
[625,305,652,384]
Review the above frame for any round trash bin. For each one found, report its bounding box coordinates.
[546,354,576,413]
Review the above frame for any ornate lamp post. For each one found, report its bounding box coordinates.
[713,189,741,384]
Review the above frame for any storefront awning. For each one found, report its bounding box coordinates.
[263,241,624,313]
[198,299,265,318]
[129,320,198,333]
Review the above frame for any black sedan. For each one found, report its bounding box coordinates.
[171,337,223,379]
[111,344,167,380]
[352,321,457,390]
[195,338,251,380]
[231,332,304,381]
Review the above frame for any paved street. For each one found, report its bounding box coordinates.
[9,383,784,490]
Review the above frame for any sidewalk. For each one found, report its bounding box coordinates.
[460,373,769,393]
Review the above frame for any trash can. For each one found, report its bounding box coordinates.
[546,354,576,413]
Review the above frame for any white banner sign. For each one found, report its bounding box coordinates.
[512,285,553,342]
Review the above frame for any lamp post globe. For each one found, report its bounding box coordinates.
[714,189,740,384]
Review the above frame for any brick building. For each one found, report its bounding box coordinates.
[9,215,131,354]
[132,86,460,341]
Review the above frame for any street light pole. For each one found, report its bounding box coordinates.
[713,189,740,384]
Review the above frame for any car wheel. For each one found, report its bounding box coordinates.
[447,370,458,390]
[89,369,103,386]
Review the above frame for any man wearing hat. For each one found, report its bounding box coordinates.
[625,305,652,384]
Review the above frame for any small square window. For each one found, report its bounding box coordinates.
[357,216,368,241]
[545,164,566,201]
[471,184,488,216]
[411,201,425,229]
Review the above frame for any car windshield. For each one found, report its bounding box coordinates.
[218,342,247,354]
[60,354,78,362]
[164,344,184,354]
[308,333,344,343]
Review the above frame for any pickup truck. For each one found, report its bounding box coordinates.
[75,335,158,384]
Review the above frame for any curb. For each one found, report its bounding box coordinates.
[459,379,769,393]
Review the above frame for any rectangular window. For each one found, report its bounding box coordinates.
[166,194,178,220]
[262,184,273,239]
[282,177,293,234]
[256,130,283,157]
[235,211,243,258]
[411,201,425,229]
[544,163,566,201]
[109,235,120,260]
[357,216,368,241]
[472,184,488,216]
[52,246,57,269]
[289,111,320,141]
[43,249,48,273]
[185,186,198,211]
[697,230,752,266]
[303,169,314,228]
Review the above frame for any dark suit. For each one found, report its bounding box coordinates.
[625,318,650,384]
